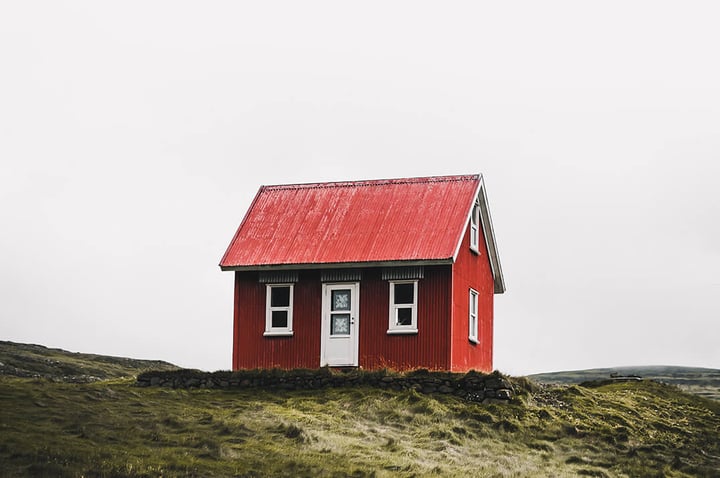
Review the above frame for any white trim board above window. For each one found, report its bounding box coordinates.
[264,284,294,336]
[387,280,418,334]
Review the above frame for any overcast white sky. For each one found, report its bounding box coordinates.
[2,2,718,375]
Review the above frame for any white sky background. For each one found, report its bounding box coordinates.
[1,2,718,374]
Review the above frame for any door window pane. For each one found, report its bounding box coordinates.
[332,290,351,311]
[331,314,350,335]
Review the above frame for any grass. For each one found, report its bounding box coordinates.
[1,375,719,477]
[1,343,719,476]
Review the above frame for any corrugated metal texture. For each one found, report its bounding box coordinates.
[258,271,299,283]
[320,269,362,282]
[233,267,454,371]
[232,272,242,370]
[359,266,451,371]
[233,271,322,369]
[449,223,495,372]
[220,175,480,268]
[381,266,424,280]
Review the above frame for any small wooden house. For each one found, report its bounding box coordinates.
[219,174,505,372]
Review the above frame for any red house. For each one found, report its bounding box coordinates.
[219,174,505,372]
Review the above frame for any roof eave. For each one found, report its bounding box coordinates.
[219,258,454,272]
[478,176,506,294]
[451,174,506,294]
[218,185,267,268]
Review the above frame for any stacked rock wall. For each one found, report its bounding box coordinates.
[137,368,515,403]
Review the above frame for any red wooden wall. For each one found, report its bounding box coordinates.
[449,222,495,372]
[233,266,454,371]
[232,258,492,372]
[233,270,322,369]
[358,266,451,370]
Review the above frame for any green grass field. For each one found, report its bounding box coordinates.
[1,343,719,477]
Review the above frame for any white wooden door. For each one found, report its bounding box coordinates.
[320,283,359,367]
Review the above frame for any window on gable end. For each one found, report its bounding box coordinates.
[264,284,294,336]
[469,288,479,344]
[470,200,480,253]
[387,280,418,334]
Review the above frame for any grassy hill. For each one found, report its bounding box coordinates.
[1,343,719,477]
[0,340,178,381]
[529,365,720,401]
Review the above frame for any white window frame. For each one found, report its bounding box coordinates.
[264,284,294,336]
[470,200,480,254]
[387,280,418,334]
[469,288,479,344]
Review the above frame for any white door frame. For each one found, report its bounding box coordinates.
[320,282,360,367]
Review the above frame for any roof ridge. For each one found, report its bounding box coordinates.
[263,174,480,191]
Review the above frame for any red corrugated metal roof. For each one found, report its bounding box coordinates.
[220,174,482,269]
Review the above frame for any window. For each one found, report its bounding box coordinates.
[469,288,479,343]
[470,200,480,253]
[388,280,418,334]
[264,284,294,336]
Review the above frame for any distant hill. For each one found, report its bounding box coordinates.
[529,365,720,400]
[0,340,178,382]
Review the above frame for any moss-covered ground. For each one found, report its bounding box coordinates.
[1,373,719,477]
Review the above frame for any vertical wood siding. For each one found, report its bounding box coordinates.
[450,223,495,372]
[232,273,242,370]
[358,266,451,371]
[233,271,322,369]
[233,267,454,371]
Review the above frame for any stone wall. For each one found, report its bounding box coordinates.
[136,368,515,403]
